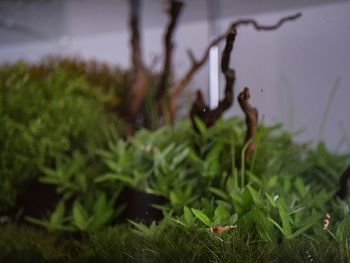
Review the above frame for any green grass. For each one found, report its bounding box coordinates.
[1,222,349,263]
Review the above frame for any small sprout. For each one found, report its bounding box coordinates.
[323,213,330,230]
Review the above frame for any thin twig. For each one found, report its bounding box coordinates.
[190,29,236,128]
[238,87,258,160]
[230,13,301,30]
[156,1,183,101]
[168,13,301,121]
[127,0,150,134]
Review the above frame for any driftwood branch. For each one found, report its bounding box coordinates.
[335,165,350,200]
[190,29,236,129]
[238,87,258,160]
[230,13,301,31]
[130,0,144,73]
[168,12,301,122]
[127,0,149,133]
[168,35,226,122]
[156,1,183,101]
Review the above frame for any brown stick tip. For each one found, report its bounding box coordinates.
[238,87,251,101]
[164,1,183,14]
[227,28,237,41]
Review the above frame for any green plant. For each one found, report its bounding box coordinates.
[0,60,121,214]
[97,117,350,242]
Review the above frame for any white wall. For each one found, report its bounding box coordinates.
[219,2,350,151]
[0,1,349,151]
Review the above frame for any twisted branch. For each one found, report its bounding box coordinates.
[127,0,150,133]
[130,0,144,73]
[168,12,301,122]
[190,29,236,129]
[156,1,183,101]
[230,13,301,31]
[238,87,258,160]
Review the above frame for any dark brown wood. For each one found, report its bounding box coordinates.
[190,29,236,129]
[335,165,350,199]
[156,1,183,101]
[230,13,301,31]
[169,13,301,122]
[124,0,300,133]
[238,87,258,160]
[169,35,226,122]
[127,0,150,134]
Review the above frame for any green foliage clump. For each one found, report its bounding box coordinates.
[0,224,69,263]
[36,57,133,114]
[96,117,350,241]
[0,60,121,213]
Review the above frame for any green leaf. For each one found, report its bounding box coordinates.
[288,214,321,239]
[72,201,89,231]
[169,191,179,206]
[213,204,231,224]
[104,159,121,172]
[335,216,350,242]
[208,187,228,200]
[95,173,134,185]
[171,147,189,168]
[90,210,113,230]
[295,177,307,197]
[289,205,305,216]
[49,201,65,226]
[268,217,285,235]
[229,213,238,225]
[26,217,51,229]
[129,220,152,236]
[183,206,193,225]
[278,201,292,237]
[77,174,87,193]
[205,142,223,162]
[265,193,277,208]
[252,208,275,241]
[191,208,212,227]
[193,117,207,135]
[93,193,107,214]
[171,218,186,227]
[247,185,261,205]
[38,176,59,185]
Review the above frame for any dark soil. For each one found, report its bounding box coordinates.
[116,186,166,224]
[13,179,60,220]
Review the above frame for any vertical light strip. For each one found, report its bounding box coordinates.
[209,45,219,108]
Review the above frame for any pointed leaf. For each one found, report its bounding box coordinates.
[191,208,212,227]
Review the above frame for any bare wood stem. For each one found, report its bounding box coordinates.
[238,87,258,160]
[230,13,301,31]
[168,13,301,121]
[190,29,236,129]
[127,0,150,133]
[156,1,183,101]
[335,165,350,200]
[130,0,144,72]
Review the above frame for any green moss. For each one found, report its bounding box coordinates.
[1,223,349,263]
